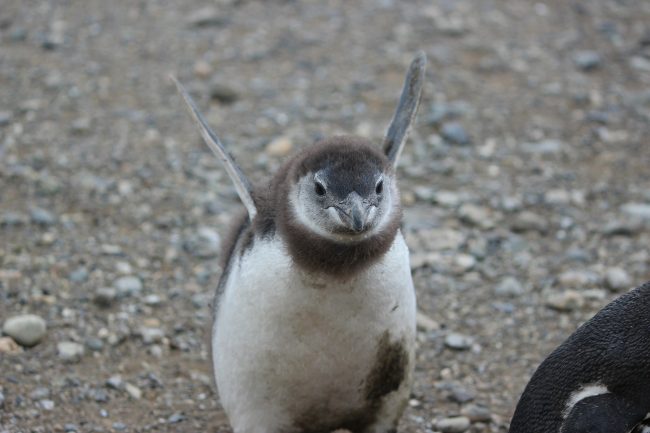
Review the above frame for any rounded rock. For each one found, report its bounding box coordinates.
[436,416,471,433]
[57,341,85,362]
[2,314,47,347]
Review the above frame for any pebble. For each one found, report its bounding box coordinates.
[521,139,564,154]
[125,383,142,400]
[416,311,440,332]
[39,399,55,410]
[621,203,650,220]
[68,266,89,283]
[265,136,294,157]
[186,6,227,27]
[458,204,493,229]
[605,267,632,291]
[194,60,213,78]
[2,314,47,347]
[140,327,165,345]
[0,336,22,354]
[461,404,492,422]
[143,294,163,306]
[57,341,85,362]
[209,82,239,104]
[511,211,548,233]
[453,254,476,274]
[106,375,124,390]
[545,290,584,312]
[435,416,471,433]
[0,390,4,408]
[445,333,473,350]
[440,122,470,145]
[63,424,78,432]
[94,287,117,307]
[558,270,599,288]
[573,50,601,71]
[495,276,524,297]
[1,211,28,226]
[448,385,475,403]
[85,337,104,351]
[168,412,187,424]
[113,276,143,297]
[30,207,56,226]
[112,422,127,431]
[184,227,221,258]
[30,387,50,400]
[0,111,12,127]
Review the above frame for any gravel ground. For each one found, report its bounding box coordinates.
[1,1,650,432]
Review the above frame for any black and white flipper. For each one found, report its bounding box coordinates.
[171,76,257,221]
[383,51,426,167]
[509,281,650,433]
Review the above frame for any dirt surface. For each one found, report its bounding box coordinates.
[1,1,650,432]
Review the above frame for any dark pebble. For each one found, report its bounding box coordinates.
[210,82,239,104]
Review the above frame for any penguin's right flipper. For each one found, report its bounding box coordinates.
[172,76,257,222]
[631,419,650,433]
[563,393,647,433]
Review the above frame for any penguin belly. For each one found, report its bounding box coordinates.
[212,233,416,433]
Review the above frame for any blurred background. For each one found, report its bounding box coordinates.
[1,0,649,432]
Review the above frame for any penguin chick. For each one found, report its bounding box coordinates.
[509,281,650,433]
[173,52,426,433]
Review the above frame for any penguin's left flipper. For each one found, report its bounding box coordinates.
[171,75,258,222]
[563,393,647,433]
[632,419,650,433]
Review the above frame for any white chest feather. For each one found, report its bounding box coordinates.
[212,232,416,433]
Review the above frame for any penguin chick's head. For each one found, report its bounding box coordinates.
[287,136,398,243]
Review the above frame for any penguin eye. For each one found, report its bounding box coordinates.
[314,181,326,196]
[375,180,383,194]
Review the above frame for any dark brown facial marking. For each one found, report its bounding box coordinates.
[364,331,408,403]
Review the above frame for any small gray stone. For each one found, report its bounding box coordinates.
[9,27,28,42]
[2,314,47,347]
[0,111,12,127]
[113,276,143,297]
[445,333,473,350]
[63,424,78,432]
[70,117,92,134]
[29,207,56,226]
[458,204,493,229]
[0,211,28,227]
[0,390,4,408]
[57,341,85,362]
[30,387,50,400]
[184,227,221,258]
[140,327,165,345]
[511,211,548,233]
[448,385,475,403]
[186,6,227,27]
[168,412,187,424]
[495,277,524,297]
[39,399,55,410]
[441,122,470,145]
[85,337,104,351]
[94,287,117,307]
[461,404,492,422]
[112,422,127,431]
[106,375,124,390]
[621,203,650,220]
[521,139,564,154]
[573,50,601,71]
[436,416,471,433]
[605,267,632,291]
[558,270,600,288]
[125,383,142,400]
[143,294,163,306]
[545,290,584,312]
[68,266,89,283]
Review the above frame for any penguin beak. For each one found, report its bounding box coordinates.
[335,192,372,233]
